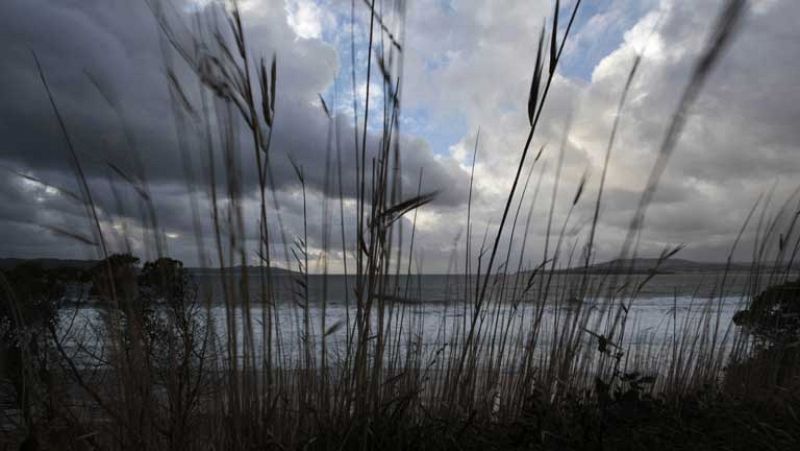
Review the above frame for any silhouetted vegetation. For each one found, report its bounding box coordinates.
[1,262,79,449]
[734,278,800,343]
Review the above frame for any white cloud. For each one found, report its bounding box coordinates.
[285,0,329,40]
[395,0,800,265]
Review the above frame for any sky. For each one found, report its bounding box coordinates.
[0,0,798,272]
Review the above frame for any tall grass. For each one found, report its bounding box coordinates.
[3,0,800,449]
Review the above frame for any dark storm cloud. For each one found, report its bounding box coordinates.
[0,0,470,262]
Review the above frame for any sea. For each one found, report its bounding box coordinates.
[56,270,794,369]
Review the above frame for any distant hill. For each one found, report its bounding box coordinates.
[559,258,759,275]
[0,257,766,277]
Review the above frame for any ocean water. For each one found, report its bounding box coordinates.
[56,270,779,369]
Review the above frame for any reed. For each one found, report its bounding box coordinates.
[2,0,799,449]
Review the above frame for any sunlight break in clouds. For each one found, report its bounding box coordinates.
[285,0,328,39]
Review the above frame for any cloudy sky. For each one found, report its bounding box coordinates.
[1,0,798,272]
